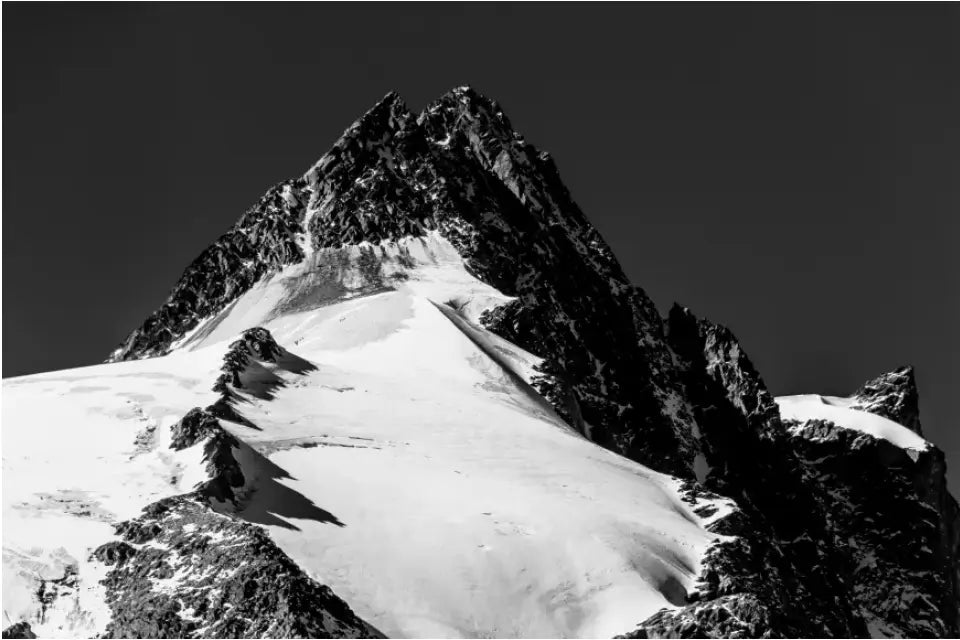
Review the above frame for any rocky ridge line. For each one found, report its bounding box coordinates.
[90,329,379,639]
[621,306,865,638]
[621,307,959,638]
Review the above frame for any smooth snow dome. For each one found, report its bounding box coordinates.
[775,394,930,452]
[2,234,730,638]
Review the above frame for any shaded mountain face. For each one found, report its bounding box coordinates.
[4,87,957,638]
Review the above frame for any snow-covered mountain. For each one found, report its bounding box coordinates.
[3,87,957,639]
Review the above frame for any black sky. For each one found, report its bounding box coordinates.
[4,3,959,488]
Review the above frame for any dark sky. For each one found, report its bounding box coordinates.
[4,4,958,489]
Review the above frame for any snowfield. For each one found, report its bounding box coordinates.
[3,235,730,638]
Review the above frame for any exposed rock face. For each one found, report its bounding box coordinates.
[622,594,776,639]
[632,306,865,638]
[99,86,957,637]
[849,366,923,435]
[1,622,36,639]
[169,407,245,504]
[231,327,283,362]
[787,404,960,636]
[619,305,960,638]
[170,407,225,450]
[106,184,307,362]
[108,87,698,479]
[790,425,958,636]
[92,331,379,638]
[213,327,285,394]
[93,497,381,639]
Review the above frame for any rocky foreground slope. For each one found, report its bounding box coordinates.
[3,87,957,638]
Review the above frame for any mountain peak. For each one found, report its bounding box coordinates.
[317,90,414,162]
[7,85,959,639]
[440,84,502,114]
[420,84,516,146]
[850,365,923,434]
[364,90,409,119]
[438,83,492,104]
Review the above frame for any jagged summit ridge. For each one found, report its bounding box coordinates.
[107,85,624,362]
[107,84,702,481]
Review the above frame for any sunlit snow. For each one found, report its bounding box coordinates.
[775,394,929,452]
[3,234,728,638]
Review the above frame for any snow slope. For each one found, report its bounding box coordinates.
[776,394,930,452]
[2,235,730,638]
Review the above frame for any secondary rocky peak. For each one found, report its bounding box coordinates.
[419,85,517,149]
[850,365,923,435]
[169,408,223,451]
[106,85,615,363]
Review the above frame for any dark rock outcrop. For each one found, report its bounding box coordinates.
[623,306,865,638]
[1,623,36,639]
[787,406,960,636]
[169,407,245,504]
[212,327,314,403]
[849,365,923,435]
[92,327,378,638]
[622,306,959,637]
[91,541,137,567]
[92,497,381,639]
[170,407,224,450]
[213,328,283,393]
[107,184,307,362]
